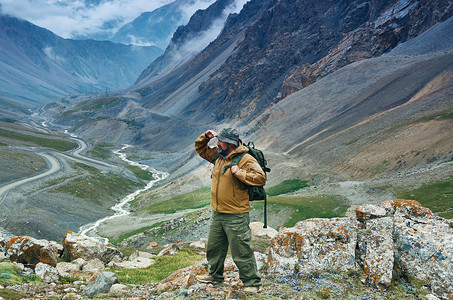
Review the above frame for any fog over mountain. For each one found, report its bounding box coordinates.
[0,14,161,106]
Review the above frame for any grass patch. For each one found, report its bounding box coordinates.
[0,262,40,286]
[266,180,310,196]
[252,195,348,228]
[114,248,203,284]
[88,142,114,160]
[111,223,162,245]
[395,176,453,218]
[0,118,16,123]
[125,165,154,181]
[0,128,77,151]
[49,172,141,205]
[61,97,122,117]
[415,110,453,123]
[141,187,211,214]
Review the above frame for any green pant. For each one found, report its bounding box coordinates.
[206,211,261,287]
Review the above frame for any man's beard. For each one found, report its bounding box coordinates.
[217,144,230,157]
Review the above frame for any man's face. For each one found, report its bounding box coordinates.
[217,140,229,150]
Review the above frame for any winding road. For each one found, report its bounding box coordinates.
[0,151,60,204]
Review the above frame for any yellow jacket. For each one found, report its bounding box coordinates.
[195,133,266,214]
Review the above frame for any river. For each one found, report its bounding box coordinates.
[78,144,169,244]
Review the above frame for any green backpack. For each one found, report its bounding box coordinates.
[219,142,271,227]
[222,142,271,201]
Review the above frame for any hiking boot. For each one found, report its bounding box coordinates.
[196,274,219,284]
[244,286,259,293]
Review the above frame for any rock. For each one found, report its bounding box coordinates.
[393,214,453,299]
[35,262,60,283]
[386,199,433,219]
[84,272,119,297]
[82,258,105,273]
[355,204,387,222]
[189,239,207,250]
[187,261,209,287]
[156,266,192,291]
[148,241,159,249]
[356,199,452,299]
[7,236,60,268]
[109,250,155,269]
[254,252,268,271]
[158,243,180,256]
[56,262,80,277]
[129,250,154,260]
[362,217,394,287]
[62,231,123,265]
[250,222,278,239]
[267,217,359,275]
[109,283,128,293]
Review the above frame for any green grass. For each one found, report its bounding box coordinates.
[252,195,348,228]
[0,128,77,151]
[415,110,453,123]
[111,223,163,245]
[0,118,16,123]
[49,171,141,205]
[88,142,114,160]
[114,248,203,284]
[395,176,453,218]
[61,97,122,116]
[125,165,154,181]
[0,262,40,286]
[140,186,211,214]
[266,179,310,196]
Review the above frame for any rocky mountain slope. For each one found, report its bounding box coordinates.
[48,0,453,179]
[0,14,161,106]
[111,0,215,49]
[133,0,453,123]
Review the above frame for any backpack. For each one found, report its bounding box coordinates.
[221,142,271,201]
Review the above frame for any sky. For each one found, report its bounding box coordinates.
[0,0,214,39]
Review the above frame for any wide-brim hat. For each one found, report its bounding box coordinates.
[217,128,239,147]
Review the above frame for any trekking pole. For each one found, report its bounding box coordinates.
[263,196,267,228]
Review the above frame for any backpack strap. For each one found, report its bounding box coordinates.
[221,152,246,174]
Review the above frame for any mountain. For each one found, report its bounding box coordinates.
[47,0,453,178]
[133,0,453,123]
[0,14,162,106]
[111,0,216,49]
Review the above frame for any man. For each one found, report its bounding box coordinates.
[194,128,265,293]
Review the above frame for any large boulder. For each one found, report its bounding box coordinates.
[360,217,394,287]
[62,231,122,265]
[267,217,359,275]
[356,199,453,299]
[35,262,60,283]
[393,214,453,299]
[84,272,119,297]
[6,236,61,268]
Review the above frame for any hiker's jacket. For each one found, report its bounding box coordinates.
[195,133,266,214]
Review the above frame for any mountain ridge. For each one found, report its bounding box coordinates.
[0,14,161,106]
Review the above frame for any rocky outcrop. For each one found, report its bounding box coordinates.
[267,199,453,299]
[62,231,123,265]
[267,217,359,274]
[6,236,62,268]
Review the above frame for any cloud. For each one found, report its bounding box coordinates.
[0,0,175,38]
[171,0,251,65]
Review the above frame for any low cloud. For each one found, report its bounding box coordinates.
[170,0,251,66]
[0,0,175,38]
